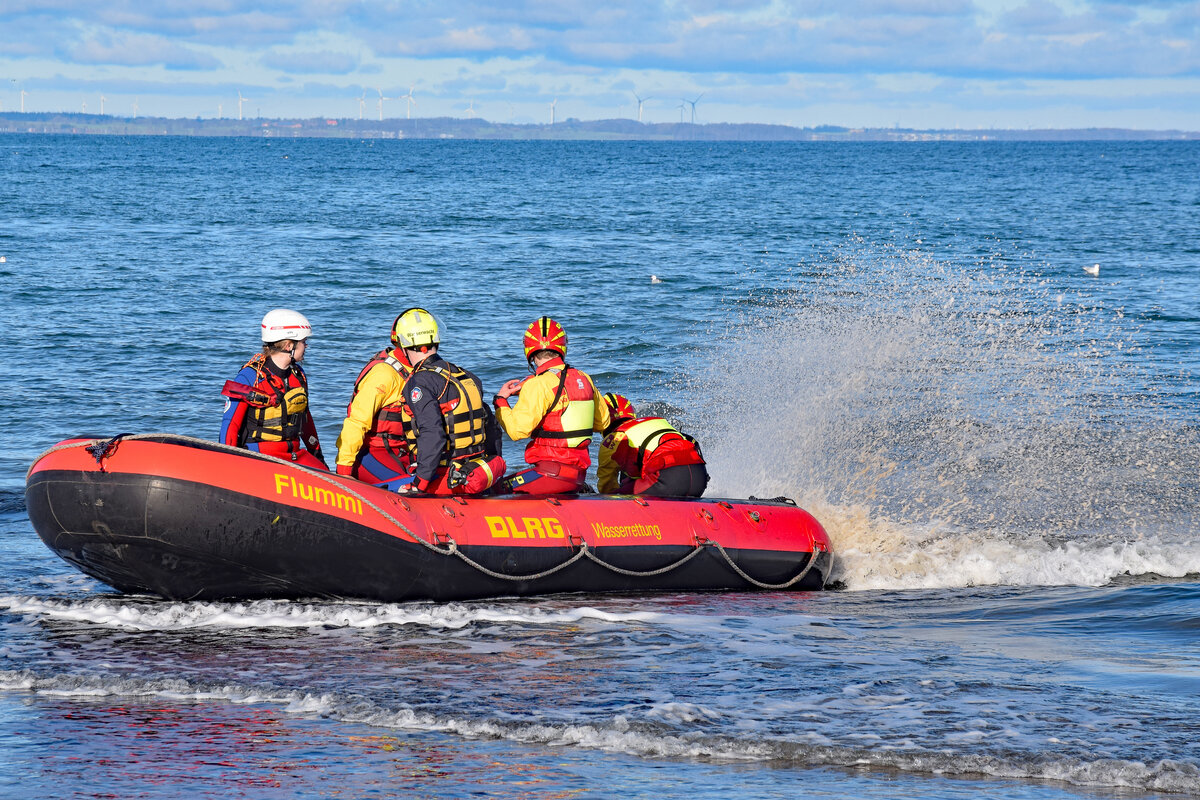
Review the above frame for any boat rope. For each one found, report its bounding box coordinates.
[581,544,707,577]
[29,434,822,589]
[708,540,818,590]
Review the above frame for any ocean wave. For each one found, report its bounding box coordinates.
[0,596,663,631]
[2,669,1196,794]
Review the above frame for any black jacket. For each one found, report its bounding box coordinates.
[403,353,500,482]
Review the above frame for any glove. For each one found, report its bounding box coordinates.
[336,463,354,476]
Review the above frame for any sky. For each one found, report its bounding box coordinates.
[1,0,1198,130]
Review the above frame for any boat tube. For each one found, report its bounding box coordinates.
[24,434,833,602]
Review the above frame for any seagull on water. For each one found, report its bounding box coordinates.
[1083,263,1099,276]
[650,274,663,284]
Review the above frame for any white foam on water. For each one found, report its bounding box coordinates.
[689,243,1199,591]
[645,701,724,724]
[0,596,663,632]
[2,669,1197,793]
[805,496,1200,590]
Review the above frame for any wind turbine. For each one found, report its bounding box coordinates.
[217,103,223,118]
[132,98,139,118]
[550,98,557,125]
[633,91,651,123]
[376,87,394,121]
[100,94,107,114]
[356,92,366,120]
[466,99,475,119]
[685,92,703,124]
[402,86,415,119]
[81,100,87,113]
[237,91,248,121]
[20,90,27,113]
[676,101,684,123]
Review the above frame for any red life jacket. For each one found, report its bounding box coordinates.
[609,416,705,478]
[526,358,597,469]
[240,353,309,449]
[347,349,413,451]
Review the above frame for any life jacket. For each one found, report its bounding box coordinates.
[613,417,704,477]
[530,362,596,451]
[405,361,490,468]
[240,353,309,449]
[348,349,413,451]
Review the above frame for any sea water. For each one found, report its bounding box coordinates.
[0,136,1198,799]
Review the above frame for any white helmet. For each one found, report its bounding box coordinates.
[261,309,312,343]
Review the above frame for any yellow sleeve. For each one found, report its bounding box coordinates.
[591,382,612,432]
[334,364,399,467]
[495,371,556,441]
[597,431,625,493]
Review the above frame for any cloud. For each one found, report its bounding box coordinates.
[3,0,1199,92]
[261,49,360,74]
[66,32,223,70]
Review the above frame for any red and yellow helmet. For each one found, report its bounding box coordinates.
[603,393,636,421]
[523,316,567,361]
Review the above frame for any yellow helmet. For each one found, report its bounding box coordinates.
[392,308,440,349]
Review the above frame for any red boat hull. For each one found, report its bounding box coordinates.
[25,435,833,601]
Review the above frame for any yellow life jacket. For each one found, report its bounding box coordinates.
[241,354,309,445]
[406,362,490,466]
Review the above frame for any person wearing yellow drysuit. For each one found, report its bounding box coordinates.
[333,314,415,482]
[493,316,611,494]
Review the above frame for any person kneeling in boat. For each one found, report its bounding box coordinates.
[598,393,708,497]
[392,308,505,495]
[333,314,417,483]
[220,309,328,470]
[492,317,610,494]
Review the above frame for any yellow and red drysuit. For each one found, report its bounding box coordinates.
[334,348,414,482]
[494,356,610,494]
[598,416,708,497]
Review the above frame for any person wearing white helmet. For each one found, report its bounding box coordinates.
[219,309,327,469]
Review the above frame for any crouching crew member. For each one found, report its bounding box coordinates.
[334,315,416,482]
[493,317,610,494]
[220,308,327,470]
[393,308,505,495]
[598,393,708,497]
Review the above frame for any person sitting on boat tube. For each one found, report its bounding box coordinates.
[219,309,328,470]
[333,315,416,483]
[391,308,505,495]
[597,393,708,497]
[492,317,611,494]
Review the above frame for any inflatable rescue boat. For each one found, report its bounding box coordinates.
[24,434,833,602]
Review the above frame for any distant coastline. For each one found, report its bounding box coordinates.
[1,112,1197,141]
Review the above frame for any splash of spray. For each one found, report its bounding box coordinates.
[689,242,1200,589]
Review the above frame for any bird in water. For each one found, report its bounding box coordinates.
[650,274,663,284]
[1083,263,1099,276]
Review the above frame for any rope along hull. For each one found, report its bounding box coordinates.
[25,435,833,602]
